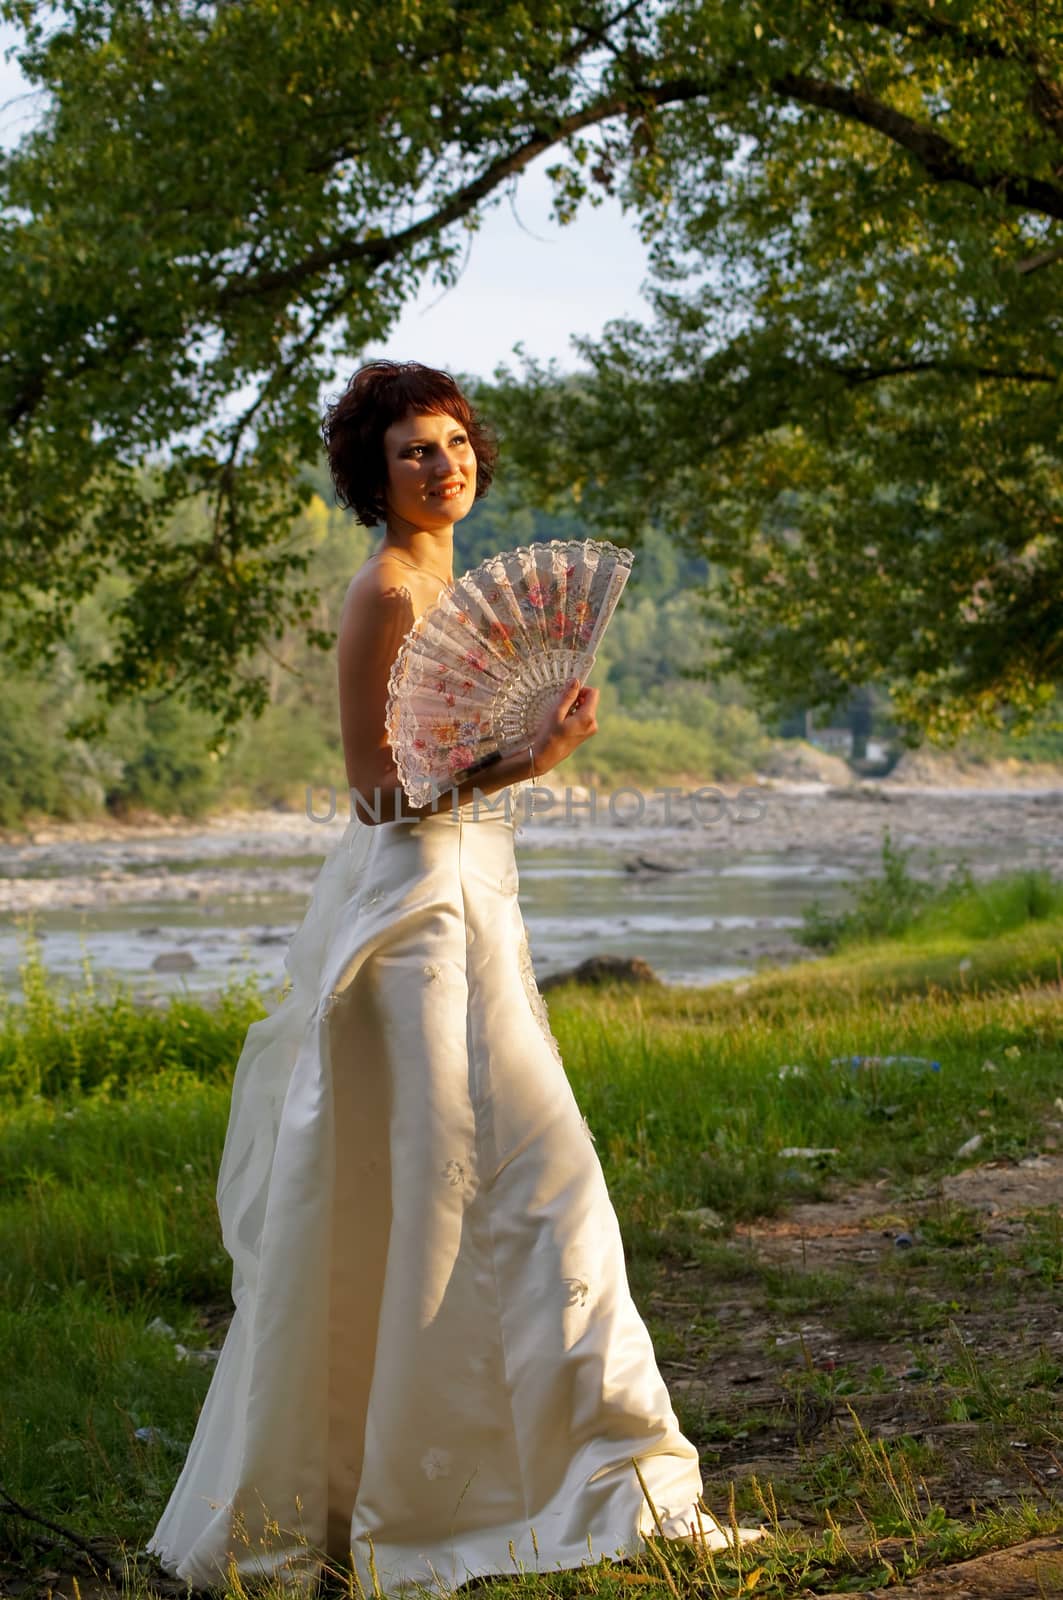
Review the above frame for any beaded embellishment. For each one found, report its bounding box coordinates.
[517,928,563,1068]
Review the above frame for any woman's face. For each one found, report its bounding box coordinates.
[381,410,477,531]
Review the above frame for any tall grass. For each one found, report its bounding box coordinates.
[0,924,269,1104]
[797,833,1063,953]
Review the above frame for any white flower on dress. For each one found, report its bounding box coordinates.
[562,1278,589,1307]
[423,963,441,982]
[421,1447,453,1480]
[442,1160,466,1187]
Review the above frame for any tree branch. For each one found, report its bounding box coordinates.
[834,0,1043,67]
[1015,241,1063,274]
[4,75,707,432]
[205,284,351,564]
[827,358,1058,384]
[214,78,708,309]
[6,40,1059,439]
[0,1482,128,1587]
[556,0,647,71]
[772,70,1063,222]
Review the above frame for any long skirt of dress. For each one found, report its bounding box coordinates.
[146,782,706,1596]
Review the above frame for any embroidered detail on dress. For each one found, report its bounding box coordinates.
[423,963,441,982]
[507,778,530,826]
[517,930,564,1068]
[442,1159,466,1187]
[562,1278,589,1307]
[421,1447,453,1480]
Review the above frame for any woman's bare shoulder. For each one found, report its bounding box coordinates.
[340,561,415,628]
[337,564,418,690]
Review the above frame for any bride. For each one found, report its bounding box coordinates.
[145,360,766,1595]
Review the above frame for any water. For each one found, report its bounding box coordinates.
[0,828,844,1006]
[0,792,1052,1007]
[512,843,848,987]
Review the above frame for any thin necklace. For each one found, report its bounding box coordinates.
[373,547,454,588]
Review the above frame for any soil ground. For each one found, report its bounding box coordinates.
[642,1156,1063,1591]
[861,1534,1063,1597]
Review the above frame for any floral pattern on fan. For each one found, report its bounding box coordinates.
[384,538,634,807]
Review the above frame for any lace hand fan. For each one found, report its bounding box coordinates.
[385,538,634,806]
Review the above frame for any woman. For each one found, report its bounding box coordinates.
[146,361,765,1596]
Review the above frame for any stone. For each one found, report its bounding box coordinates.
[539,954,661,993]
[676,1207,727,1233]
[151,951,197,972]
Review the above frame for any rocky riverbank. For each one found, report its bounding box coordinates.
[2,758,1061,874]
[1,764,1058,1004]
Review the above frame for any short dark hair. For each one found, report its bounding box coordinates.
[320,360,499,527]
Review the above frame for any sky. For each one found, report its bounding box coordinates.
[0,20,656,385]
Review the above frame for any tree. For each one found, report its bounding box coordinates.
[1,0,688,740]
[481,0,1063,743]
[2,1,1060,746]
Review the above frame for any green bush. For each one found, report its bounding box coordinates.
[102,696,229,819]
[0,661,111,827]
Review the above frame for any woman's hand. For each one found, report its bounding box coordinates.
[531,678,600,775]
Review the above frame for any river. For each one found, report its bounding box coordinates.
[0,780,1058,1007]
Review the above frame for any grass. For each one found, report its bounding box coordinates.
[1,866,1062,1597]
[796,832,1063,953]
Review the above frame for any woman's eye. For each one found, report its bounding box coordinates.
[407,435,467,458]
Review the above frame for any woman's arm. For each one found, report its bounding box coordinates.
[337,573,599,826]
[337,572,414,818]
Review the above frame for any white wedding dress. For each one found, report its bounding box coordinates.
[146,779,752,1595]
